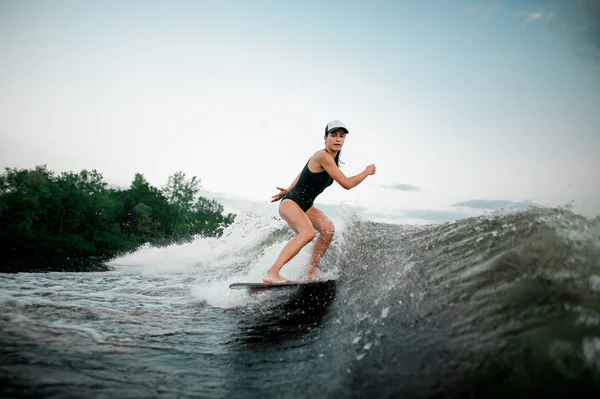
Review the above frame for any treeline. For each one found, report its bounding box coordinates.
[0,166,235,272]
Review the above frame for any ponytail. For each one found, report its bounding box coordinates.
[334,150,344,167]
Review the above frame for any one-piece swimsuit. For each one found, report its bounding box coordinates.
[281,155,334,212]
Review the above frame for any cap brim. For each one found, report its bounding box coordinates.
[327,127,349,134]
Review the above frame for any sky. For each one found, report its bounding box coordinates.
[1,0,599,224]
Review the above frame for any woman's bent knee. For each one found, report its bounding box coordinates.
[300,229,316,243]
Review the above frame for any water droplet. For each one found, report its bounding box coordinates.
[381,307,390,319]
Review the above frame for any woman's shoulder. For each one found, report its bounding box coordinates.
[311,149,330,160]
[307,150,328,170]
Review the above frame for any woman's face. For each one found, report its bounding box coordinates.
[325,130,346,152]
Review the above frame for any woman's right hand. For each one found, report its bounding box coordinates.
[271,186,288,202]
[365,164,376,175]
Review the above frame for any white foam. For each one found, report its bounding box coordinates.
[106,205,357,309]
[50,320,106,343]
[190,239,315,309]
[582,336,600,369]
[381,307,390,319]
[108,209,285,274]
[590,275,600,293]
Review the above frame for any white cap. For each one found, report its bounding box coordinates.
[325,120,349,135]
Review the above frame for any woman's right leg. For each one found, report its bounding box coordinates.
[263,199,316,283]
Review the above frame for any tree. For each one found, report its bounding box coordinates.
[191,196,236,237]
[0,166,236,272]
[162,171,201,240]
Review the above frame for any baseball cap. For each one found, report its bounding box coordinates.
[325,120,349,135]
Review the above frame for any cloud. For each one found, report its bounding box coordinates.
[527,11,545,21]
[382,183,419,192]
[453,199,534,210]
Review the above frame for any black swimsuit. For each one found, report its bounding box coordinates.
[282,155,334,212]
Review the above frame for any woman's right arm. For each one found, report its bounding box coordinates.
[271,172,301,202]
[287,172,300,191]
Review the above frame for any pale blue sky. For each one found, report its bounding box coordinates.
[1,0,599,223]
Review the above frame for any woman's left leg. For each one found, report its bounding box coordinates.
[305,206,335,278]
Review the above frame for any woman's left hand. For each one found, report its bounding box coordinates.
[271,186,288,202]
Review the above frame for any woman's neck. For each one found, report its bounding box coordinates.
[324,148,338,158]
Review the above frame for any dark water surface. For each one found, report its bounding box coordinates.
[2,207,600,398]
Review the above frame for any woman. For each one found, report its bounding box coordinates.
[264,120,376,283]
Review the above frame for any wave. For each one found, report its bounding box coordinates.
[2,204,599,398]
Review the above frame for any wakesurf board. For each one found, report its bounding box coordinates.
[229,279,335,290]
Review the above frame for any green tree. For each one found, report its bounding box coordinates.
[0,166,236,272]
[162,171,201,240]
[192,196,236,237]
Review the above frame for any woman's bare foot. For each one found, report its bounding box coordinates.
[263,272,291,284]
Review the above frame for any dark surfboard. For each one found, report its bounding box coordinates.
[229,279,335,290]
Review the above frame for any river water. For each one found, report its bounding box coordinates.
[2,206,600,398]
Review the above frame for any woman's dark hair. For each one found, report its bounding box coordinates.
[334,151,343,167]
